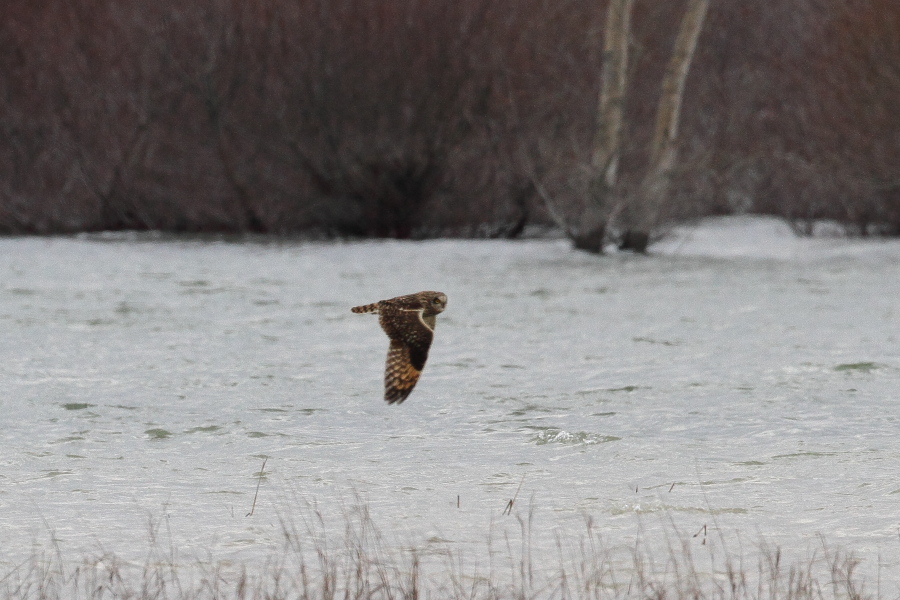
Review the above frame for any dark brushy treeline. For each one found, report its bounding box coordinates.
[688,0,900,237]
[1,0,898,239]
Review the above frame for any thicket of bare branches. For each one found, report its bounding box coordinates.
[681,0,900,237]
[1,0,898,242]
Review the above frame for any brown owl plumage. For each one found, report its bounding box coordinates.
[351,291,447,404]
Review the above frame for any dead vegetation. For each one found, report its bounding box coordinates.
[0,504,881,600]
[1,0,898,244]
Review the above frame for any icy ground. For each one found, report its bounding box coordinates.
[1,216,899,586]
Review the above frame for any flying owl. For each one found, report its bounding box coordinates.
[351,291,448,404]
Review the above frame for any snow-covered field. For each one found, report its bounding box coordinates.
[2,216,899,589]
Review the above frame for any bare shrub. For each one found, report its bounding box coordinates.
[681,0,900,238]
[2,0,898,238]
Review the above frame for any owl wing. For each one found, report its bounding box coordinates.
[380,308,434,404]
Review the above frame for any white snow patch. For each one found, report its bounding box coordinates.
[651,215,900,261]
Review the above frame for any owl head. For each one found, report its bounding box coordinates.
[419,291,447,315]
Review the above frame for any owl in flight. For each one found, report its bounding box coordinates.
[351,291,448,404]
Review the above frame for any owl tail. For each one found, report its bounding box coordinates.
[351,302,380,314]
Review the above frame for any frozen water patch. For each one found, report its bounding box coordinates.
[527,426,621,446]
[0,223,899,585]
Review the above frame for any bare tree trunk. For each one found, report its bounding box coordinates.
[623,0,710,251]
[574,0,634,253]
[592,0,633,188]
